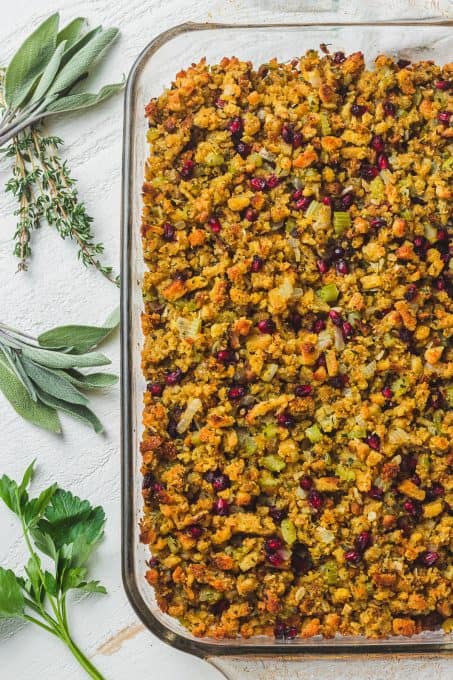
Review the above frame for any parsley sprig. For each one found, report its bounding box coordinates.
[0,461,107,679]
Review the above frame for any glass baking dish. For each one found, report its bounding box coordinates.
[120,18,453,673]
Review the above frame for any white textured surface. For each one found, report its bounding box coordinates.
[0,2,451,680]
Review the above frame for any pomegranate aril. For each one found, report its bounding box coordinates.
[336,259,349,275]
[317,259,329,274]
[281,123,294,144]
[360,164,379,180]
[257,318,276,334]
[147,382,164,396]
[328,309,342,326]
[165,369,183,385]
[405,284,418,301]
[265,537,284,553]
[437,111,451,124]
[266,174,280,189]
[312,318,326,333]
[250,176,267,191]
[244,207,258,222]
[186,524,203,538]
[274,621,287,639]
[351,103,367,117]
[289,312,302,331]
[369,485,384,500]
[180,159,194,179]
[162,222,175,241]
[292,132,303,149]
[418,551,439,567]
[277,412,295,428]
[370,217,386,230]
[345,549,361,564]
[342,321,354,338]
[292,188,303,201]
[382,386,393,399]
[322,196,332,206]
[383,101,396,117]
[308,490,323,510]
[212,473,230,492]
[437,228,449,242]
[356,531,372,553]
[228,117,243,136]
[371,135,385,152]
[213,498,230,516]
[291,543,313,575]
[377,153,390,170]
[267,551,284,567]
[426,482,444,500]
[142,472,154,489]
[366,433,381,451]
[235,141,251,158]
[251,255,264,272]
[216,349,235,365]
[209,216,221,233]
[435,80,451,90]
[228,385,246,400]
[333,51,346,64]
[299,475,313,490]
[295,385,313,397]
[285,626,298,639]
[341,193,354,209]
[295,197,312,211]
[269,507,286,522]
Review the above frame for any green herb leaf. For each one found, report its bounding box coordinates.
[0,345,37,400]
[0,474,20,515]
[62,370,118,390]
[20,344,111,369]
[59,25,102,66]
[0,349,61,433]
[36,389,104,433]
[35,489,105,564]
[57,17,87,51]
[77,580,107,595]
[45,27,119,99]
[5,13,59,109]
[24,555,44,603]
[30,40,67,104]
[43,571,58,597]
[38,307,119,353]
[0,568,26,619]
[47,81,124,115]
[21,356,89,406]
[23,483,58,528]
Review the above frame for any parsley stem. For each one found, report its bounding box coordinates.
[23,614,60,637]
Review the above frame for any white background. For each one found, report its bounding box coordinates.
[0,1,451,679]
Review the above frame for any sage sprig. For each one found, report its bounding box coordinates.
[0,309,119,434]
[0,14,123,283]
[0,14,123,146]
[0,460,107,680]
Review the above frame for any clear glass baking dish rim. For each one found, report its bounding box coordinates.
[120,20,453,662]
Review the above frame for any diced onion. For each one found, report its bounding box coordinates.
[333,326,345,351]
[362,360,376,379]
[177,398,202,434]
[316,526,334,544]
[317,330,333,351]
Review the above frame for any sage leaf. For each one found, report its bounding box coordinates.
[0,568,26,619]
[36,389,104,433]
[46,81,124,115]
[45,27,119,99]
[59,25,102,67]
[0,344,37,400]
[30,41,67,104]
[20,344,111,369]
[62,370,118,390]
[0,350,61,433]
[38,307,119,353]
[5,13,59,109]
[21,356,89,406]
[57,17,87,51]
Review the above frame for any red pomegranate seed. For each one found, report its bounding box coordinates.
[165,369,183,385]
[299,475,313,490]
[368,485,384,500]
[212,473,230,492]
[277,412,295,428]
[312,318,326,333]
[370,217,387,229]
[356,531,372,553]
[419,551,439,567]
[427,482,444,499]
[213,498,230,516]
[295,197,312,211]
[377,153,390,170]
[437,228,449,241]
[292,132,303,149]
[344,549,361,564]
[333,51,346,64]
[147,382,164,397]
[336,259,349,275]
[266,174,280,189]
[265,537,284,553]
[435,80,451,90]
[274,621,287,638]
[147,556,159,567]
[281,123,294,144]
[209,216,221,233]
[292,188,303,201]
[251,255,264,272]
[351,103,367,117]
[186,524,203,538]
[257,318,276,334]
[360,164,379,180]
[322,196,332,206]
[236,142,251,158]
[269,507,286,522]
[162,222,175,241]
[308,490,323,510]
[341,193,354,209]
[405,283,418,301]
[228,117,243,135]
[267,551,285,567]
[228,385,246,400]
[366,433,381,451]
[317,259,329,274]
[316,353,327,369]
[383,101,396,117]
[142,472,154,489]
[435,277,446,291]
[342,321,354,338]
[437,111,451,124]
[371,135,385,152]
[410,473,422,487]
[244,207,258,222]
[250,176,267,191]
[328,309,342,326]
[285,626,298,639]
[216,349,236,365]
[382,386,393,399]
[180,160,194,179]
[403,499,422,518]
[215,98,225,108]
[295,385,313,397]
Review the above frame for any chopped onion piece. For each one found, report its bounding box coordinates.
[333,326,345,351]
[177,398,202,434]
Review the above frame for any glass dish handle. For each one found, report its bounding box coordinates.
[257,0,452,18]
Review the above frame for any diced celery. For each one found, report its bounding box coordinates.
[369,176,385,201]
[336,465,356,482]
[391,376,410,397]
[333,211,351,235]
[424,222,438,243]
[262,423,279,439]
[242,435,257,456]
[281,518,297,545]
[321,560,338,585]
[446,386,453,408]
[418,453,431,472]
[199,588,221,603]
[259,470,280,490]
[261,454,286,473]
[316,283,339,304]
[305,200,321,219]
[205,152,224,167]
[248,152,263,167]
[320,112,331,136]
[167,536,178,554]
[305,424,322,443]
[347,426,366,440]
[262,363,278,382]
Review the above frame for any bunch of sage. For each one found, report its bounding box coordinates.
[0,14,123,282]
[0,460,107,680]
[0,309,119,433]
